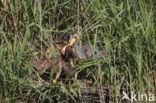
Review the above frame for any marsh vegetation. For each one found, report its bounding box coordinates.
[0,0,156,102]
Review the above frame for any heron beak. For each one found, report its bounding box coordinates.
[47,47,53,52]
[68,35,77,46]
[66,35,74,46]
[66,38,74,46]
[47,47,52,50]
[68,41,74,46]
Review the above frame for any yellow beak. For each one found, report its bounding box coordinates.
[66,38,74,46]
[67,42,73,46]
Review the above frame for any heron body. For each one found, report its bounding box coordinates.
[35,45,77,82]
[35,58,52,75]
[77,45,107,59]
[73,45,87,59]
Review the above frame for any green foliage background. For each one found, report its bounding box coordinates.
[0,0,156,102]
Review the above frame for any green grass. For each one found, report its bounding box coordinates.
[0,0,156,102]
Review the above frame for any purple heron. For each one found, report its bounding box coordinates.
[64,32,107,59]
[35,47,72,83]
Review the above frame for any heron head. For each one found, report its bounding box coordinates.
[53,32,80,56]
[64,32,77,41]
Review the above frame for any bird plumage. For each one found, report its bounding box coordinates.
[64,32,107,59]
